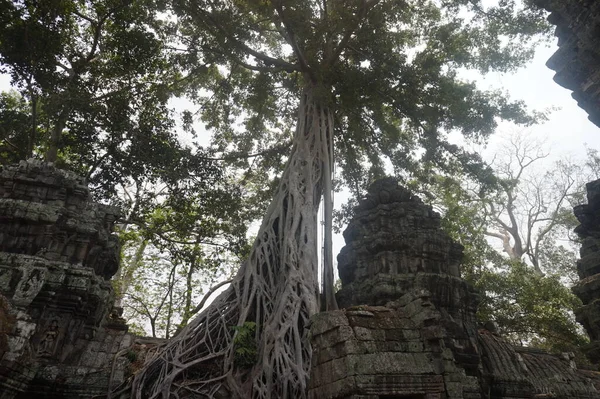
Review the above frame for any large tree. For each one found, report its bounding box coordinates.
[420,134,597,355]
[0,0,197,201]
[121,1,551,398]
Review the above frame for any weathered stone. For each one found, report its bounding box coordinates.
[534,0,600,128]
[570,179,600,363]
[309,178,600,399]
[336,178,478,322]
[0,161,157,399]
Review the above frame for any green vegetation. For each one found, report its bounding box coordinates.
[1,0,592,397]
[232,322,258,368]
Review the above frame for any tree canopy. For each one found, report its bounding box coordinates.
[1,1,572,398]
[424,134,597,356]
[107,1,555,398]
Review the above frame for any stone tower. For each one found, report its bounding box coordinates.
[308,178,600,399]
[309,178,484,399]
[573,179,600,363]
[0,160,132,398]
[336,178,478,322]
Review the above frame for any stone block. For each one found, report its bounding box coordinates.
[309,376,356,399]
[310,311,349,336]
[353,326,384,341]
[313,325,355,350]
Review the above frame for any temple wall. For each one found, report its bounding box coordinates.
[309,178,600,399]
[0,160,139,399]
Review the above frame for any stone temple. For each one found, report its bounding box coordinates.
[309,178,600,399]
[0,161,161,399]
[1,1,600,397]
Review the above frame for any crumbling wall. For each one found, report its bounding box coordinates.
[309,178,600,399]
[573,179,600,364]
[0,160,137,399]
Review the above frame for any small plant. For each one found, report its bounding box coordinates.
[125,350,138,363]
[232,322,257,368]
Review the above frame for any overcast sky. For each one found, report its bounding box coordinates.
[472,42,598,160]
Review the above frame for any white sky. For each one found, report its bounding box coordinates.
[468,42,599,159]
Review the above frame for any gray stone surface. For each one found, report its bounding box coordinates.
[336,178,479,322]
[309,178,600,399]
[573,179,600,363]
[534,0,600,128]
[0,160,145,399]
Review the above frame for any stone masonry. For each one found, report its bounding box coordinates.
[309,178,600,399]
[0,160,137,398]
[573,179,600,364]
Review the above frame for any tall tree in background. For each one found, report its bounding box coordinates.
[425,134,597,355]
[484,135,584,276]
[124,1,551,398]
[0,0,256,346]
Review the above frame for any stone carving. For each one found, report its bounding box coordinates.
[0,160,140,398]
[336,177,479,322]
[37,319,59,357]
[13,267,45,306]
[309,178,600,399]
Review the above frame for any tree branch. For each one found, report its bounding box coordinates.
[329,0,380,67]
[271,0,313,77]
[196,6,300,73]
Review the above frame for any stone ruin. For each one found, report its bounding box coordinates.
[1,173,600,399]
[574,179,600,364]
[0,1,598,398]
[309,178,600,399]
[0,160,161,399]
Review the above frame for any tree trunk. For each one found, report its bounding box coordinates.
[114,239,148,307]
[27,94,37,159]
[179,254,198,329]
[45,108,68,163]
[321,108,338,311]
[127,84,334,399]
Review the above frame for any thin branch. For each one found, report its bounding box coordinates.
[189,279,233,317]
[200,141,292,161]
[329,0,380,67]
[271,0,315,78]
[72,9,97,25]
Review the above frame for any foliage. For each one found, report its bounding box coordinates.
[425,133,598,354]
[0,0,230,223]
[476,260,587,353]
[0,0,259,341]
[171,0,550,197]
[0,90,36,163]
[122,1,558,397]
[232,322,258,368]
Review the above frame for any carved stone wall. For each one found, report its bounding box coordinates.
[0,160,136,398]
[309,294,482,399]
[573,179,600,363]
[336,178,478,323]
[534,0,600,128]
[309,178,600,399]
